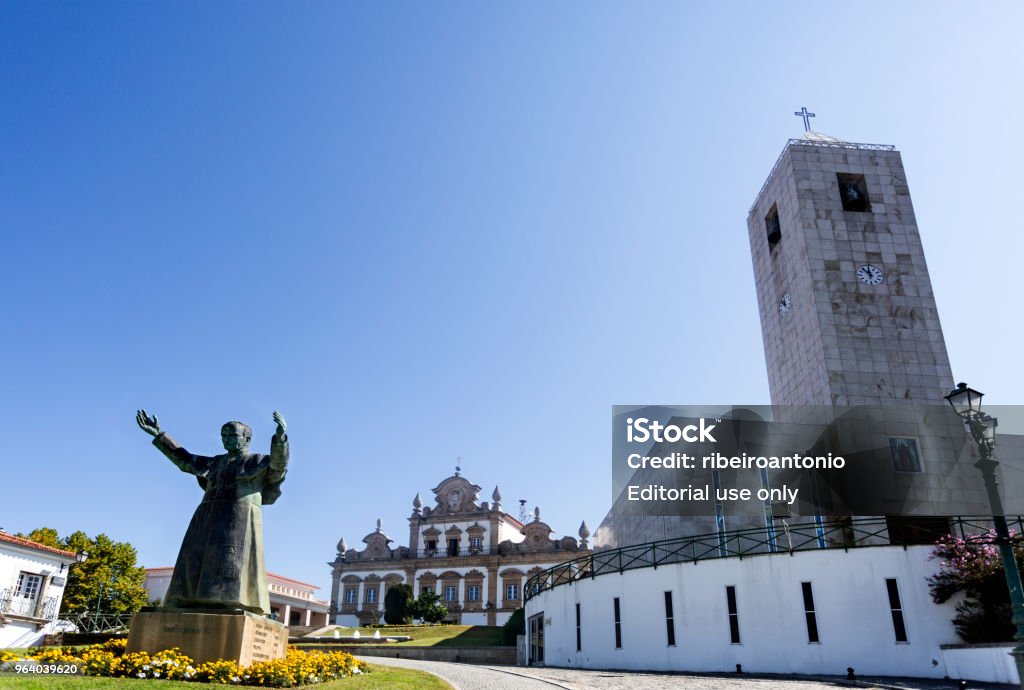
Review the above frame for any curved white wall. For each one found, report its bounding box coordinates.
[526,545,965,679]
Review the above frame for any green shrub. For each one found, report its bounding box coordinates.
[385,583,415,624]
[502,608,525,644]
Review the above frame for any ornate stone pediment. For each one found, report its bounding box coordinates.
[362,521,394,560]
[430,475,482,515]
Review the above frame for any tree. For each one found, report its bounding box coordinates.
[384,584,414,624]
[502,607,525,644]
[19,527,150,615]
[409,590,448,624]
[928,530,1024,642]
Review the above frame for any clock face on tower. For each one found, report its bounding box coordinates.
[778,292,792,316]
[856,264,884,285]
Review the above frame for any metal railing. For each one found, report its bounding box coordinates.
[749,138,897,213]
[524,516,1023,602]
[346,545,537,561]
[60,611,134,634]
[0,589,58,620]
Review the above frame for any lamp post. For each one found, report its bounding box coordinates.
[945,382,1024,686]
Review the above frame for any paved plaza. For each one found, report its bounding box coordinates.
[359,656,1015,690]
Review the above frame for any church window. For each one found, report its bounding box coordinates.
[664,591,676,646]
[448,539,460,556]
[889,437,922,473]
[505,583,519,601]
[613,597,622,649]
[726,586,740,643]
[344,590,356,604]
[886,578,908,642]
[365,588,377,604]
[575,603,581,652]
[425,539,437,553]
[765,205,781,248]
[801,582,819,643]
[444,585,457,602]
[468,585,481,601]
[837,173,871,212]
[470,536,483,549]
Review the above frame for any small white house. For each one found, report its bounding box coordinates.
[0,531,81,648]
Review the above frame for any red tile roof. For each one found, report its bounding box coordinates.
[0,531,77,559]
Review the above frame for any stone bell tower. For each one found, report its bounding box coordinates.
[747,123,953,408]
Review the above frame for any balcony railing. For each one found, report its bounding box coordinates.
[0,589,59,620]
[525,515,1024,602]
[346,546,496,561]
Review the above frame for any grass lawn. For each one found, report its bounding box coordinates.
[0,663,452,689]
[301,625,506,647]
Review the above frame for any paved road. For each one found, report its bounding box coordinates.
[359,657,1016,690]
[358,656,564,689]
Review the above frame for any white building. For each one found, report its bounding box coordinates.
[0,531,82,648]
[144,568,330,629]
[329,470,590,627]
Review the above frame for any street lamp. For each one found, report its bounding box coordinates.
[945,382,1024,686]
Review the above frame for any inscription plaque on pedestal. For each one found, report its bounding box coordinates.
[127,610,288,666]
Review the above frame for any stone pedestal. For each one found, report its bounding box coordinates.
[127,609,288,666]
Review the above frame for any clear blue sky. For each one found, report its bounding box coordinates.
[2,2,1022,594]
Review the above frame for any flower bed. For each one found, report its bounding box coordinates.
[1,639,366,686]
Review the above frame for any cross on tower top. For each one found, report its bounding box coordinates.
[794,107,816,132]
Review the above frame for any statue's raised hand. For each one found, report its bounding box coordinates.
[136,409,162,437]
[273,411,287,440]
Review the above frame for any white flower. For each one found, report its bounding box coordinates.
[153,671,161,678]
[137,672,146,678]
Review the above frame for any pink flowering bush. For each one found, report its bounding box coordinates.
[928,530,1024,642]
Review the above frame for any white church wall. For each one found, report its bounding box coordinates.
[941,645,1019,684]
[527,545,961,679]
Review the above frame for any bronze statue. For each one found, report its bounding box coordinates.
[136,410,288,615]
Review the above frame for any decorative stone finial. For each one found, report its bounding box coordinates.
[579,521,590,548]
[337,537,347,555]
[455,457,462,477]
[376,518,382,533]
[492,486,502,503]
[533,506,541,522]
[413,493,423,514]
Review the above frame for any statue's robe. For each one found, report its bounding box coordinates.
[152,433,288,614]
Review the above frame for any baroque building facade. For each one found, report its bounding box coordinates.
[329,470,590,627]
